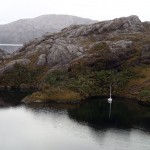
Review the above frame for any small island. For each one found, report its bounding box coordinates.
[0,16,149,104]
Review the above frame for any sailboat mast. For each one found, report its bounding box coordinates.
[110,84,111,98]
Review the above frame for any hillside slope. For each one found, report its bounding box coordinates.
[0,15,149,103]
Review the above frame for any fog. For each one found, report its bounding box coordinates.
[0,0,149,24]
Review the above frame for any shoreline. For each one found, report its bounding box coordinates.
[0,88,150,107]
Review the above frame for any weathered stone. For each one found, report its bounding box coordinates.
[0,59,30,74]
[110,40,133,50]
[62,15,144,38]
[37,54,47,66]
[141,45,150,64]
[25,50,38,58]
[46,39,85,66]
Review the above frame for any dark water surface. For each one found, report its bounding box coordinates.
[0,90,150,150]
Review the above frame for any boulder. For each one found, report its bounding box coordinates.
[0,59,30,74]
[47,39,84,66]
[37,54,47,66]
[141,45,150,64]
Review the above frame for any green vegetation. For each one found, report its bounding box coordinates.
[0,64,43,87]
[88,42,109,53]
[24,87,84,103]
[45,70,69,85]
[26,68,134,103]
[139,89,150,101]
[44,69,134,97]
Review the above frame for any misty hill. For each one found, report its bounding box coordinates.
[0,14,96,52]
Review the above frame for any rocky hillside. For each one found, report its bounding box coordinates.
[0,14,96,52]
[0,15,150,103]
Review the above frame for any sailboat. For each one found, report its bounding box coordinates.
[108,84,112,103]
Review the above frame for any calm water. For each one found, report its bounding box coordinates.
[0,44,23,46]
[0,90,150,150]
[0,44,23,53]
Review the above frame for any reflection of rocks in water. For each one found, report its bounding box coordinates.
[25,98,150,131]
[68,98,150,131]
[26,102,80,113]
[0,90,33,107]
[0,97,12,107]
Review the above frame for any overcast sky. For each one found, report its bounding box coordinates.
[0,0,149,24]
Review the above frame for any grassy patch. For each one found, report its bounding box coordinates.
[139,89,150,101]
[88,42,109,53]
[44,70,69,86]
[44,69,134,97]
[25,87,84,103]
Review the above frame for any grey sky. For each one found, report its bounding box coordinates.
[0,0,149,24]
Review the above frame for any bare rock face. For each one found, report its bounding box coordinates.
[37,54,47,66]
[0,15,149,73]
[0,59,30,74]
[69,40,135,71]
[111,15,144,32]
[143,21,150,31]
[110,40,133,49]
[46,39,84,66]
[62,15,144,38]
[141,45,150,64]
[109,40,135,60]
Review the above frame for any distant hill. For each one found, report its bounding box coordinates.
[0,14,96,52]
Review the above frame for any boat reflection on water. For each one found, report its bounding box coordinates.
[67,98,150,131]
[109,103,112,118]
[25,97,150,131]
[0,90,150,131]
[0,90,33,107]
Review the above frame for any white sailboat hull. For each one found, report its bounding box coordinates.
[108,98,112,103]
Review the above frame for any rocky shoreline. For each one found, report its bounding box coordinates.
[0,86,150,107]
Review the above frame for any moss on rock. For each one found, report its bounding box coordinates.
[23,87,85,103]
